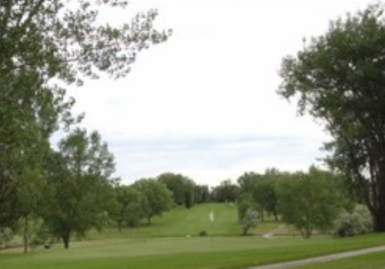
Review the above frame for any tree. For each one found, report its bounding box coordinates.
[0,1,170,83]
[15,167,47,253]
[44,129,116,249]
[0,227,13,248]
[241,209,259,236]
[277,167,345,238]
[238,172,261,193]
[236,192,256,224]
[114,185,143,231]
[133,179,172,224]
[158,173,196,208]
[238,170,280,221]
[278,3,385,232]
[194,185,210,204]
[0,0,170,227]
[211,180,239,203]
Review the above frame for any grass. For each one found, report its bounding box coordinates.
[89,202,242,239]
[295,250,385,269]
[3,234,385,269]
[86,202,282,240]
[2,203,385,269]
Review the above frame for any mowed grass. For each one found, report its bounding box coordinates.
[295,250,385,269]
[3,234,385,269]
[88,203,283,240]
[89,202,242,239]
[2,203,385,269]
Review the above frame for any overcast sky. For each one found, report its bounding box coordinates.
[64,0,373,186]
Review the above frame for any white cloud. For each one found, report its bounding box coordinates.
[62,0,372,186]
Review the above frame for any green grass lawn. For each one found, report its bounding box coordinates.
[90,202,242,239]
[295,250,385,269]
[86,202,282,240]
[2,203,385,269]
[3,234,385,269]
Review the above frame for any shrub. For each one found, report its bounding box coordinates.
[241,209,259,236]
[0,227,13,248]
[198,230,207,237]
[333,204,373,237]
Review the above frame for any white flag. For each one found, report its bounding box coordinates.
[209,211,214,223]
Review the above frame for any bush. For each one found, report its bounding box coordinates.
[333,204,373,237]
[198,230,207,237]
[0,227,13,248]
[241,209,259,236]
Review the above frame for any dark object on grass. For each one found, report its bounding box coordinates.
[199,230,207,237]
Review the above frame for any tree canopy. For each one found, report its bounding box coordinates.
[44,129,116,249]
[277,167,346,238]
[278,3,385,232]
[132,179,173,224]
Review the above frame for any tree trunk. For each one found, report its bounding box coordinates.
[274,211,278,222]
[371,165,385,232]
[372,202,385,232]
[23,216,29,253]
[118,221,122,233]
[62,232,70,249]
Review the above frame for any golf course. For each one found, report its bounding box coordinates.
[2,203,385,269]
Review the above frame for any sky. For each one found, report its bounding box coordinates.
[63,0,373,186]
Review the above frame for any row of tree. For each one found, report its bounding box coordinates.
[235,167,355,237]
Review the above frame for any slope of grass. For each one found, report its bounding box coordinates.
[88,202,273,240]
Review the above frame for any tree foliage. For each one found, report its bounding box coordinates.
[132,179,173,224]
[44,129,116,248]
[114,185,143,231]
[237,169,280,221]
[158,173,196,208]
[0,0,170,228]
[278,3,385,232]
[277,167,345,238]
[211,180,239,203]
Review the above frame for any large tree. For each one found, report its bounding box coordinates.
[114,185,143,231]
[44,129,116,249]
[277,167,345,238]
[278,3,385,232]
[211,179,239,203]
[0,0,170,227]
[158,172,196,208]
[132,179,172,224]
[238,170,280,221]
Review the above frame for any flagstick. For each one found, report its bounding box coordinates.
[209,211,214,247]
